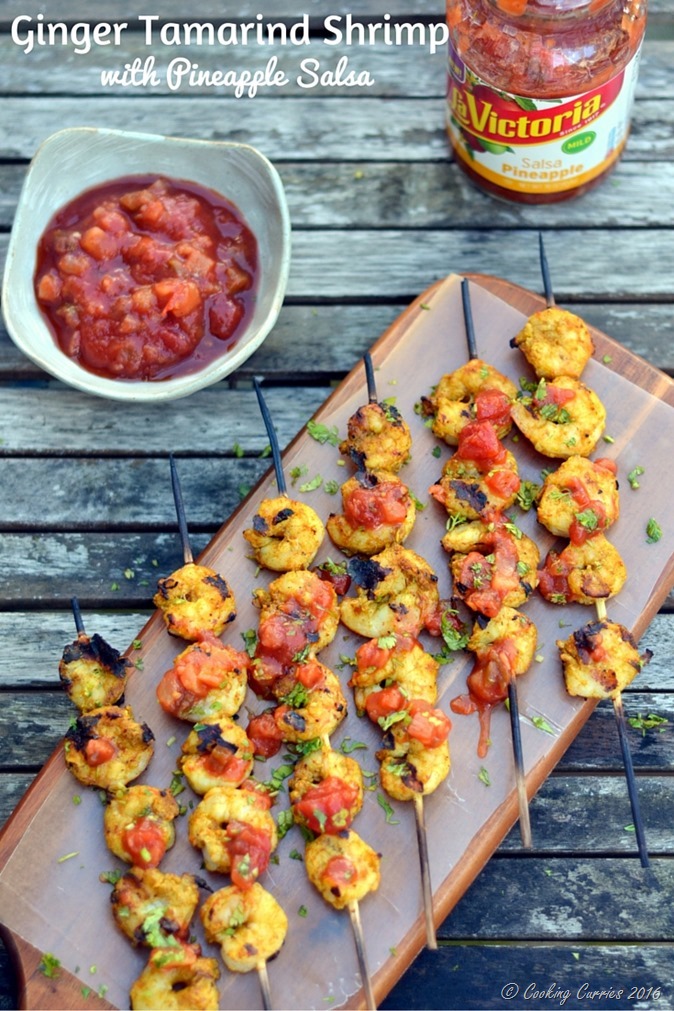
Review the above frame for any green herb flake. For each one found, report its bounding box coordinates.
[324,479,340,495]
[603,434,615,444]
[132,639,142,650]
[646,518,663,543]
[110,582,120,591]
[627,465,645,489]
[241,628,258,658]
[340,737,368,754]
[290,464,308,485]
[377,792,400,825]
[478,767,491,787]
[39,953,61,978]
[299,475,323,493]
[72,794,82,806]
[627,713,668,737]
[276,808,295,840]
[624,823,636,833]
[57,851,79,863]
[531,715,555,736]
[602,354,613,364]
[232,442,244,458]
[516,480,541,512]
[289,849,303,861]
[298,904,308,917]
[307,420,341,446]
[431,445,442,459]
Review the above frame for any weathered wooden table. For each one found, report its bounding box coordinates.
[1,2,673,1009]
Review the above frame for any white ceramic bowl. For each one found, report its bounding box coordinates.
[2,127,291,402]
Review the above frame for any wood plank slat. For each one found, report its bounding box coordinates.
[0,97,672,163]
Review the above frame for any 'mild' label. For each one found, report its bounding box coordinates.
[446,43,641,195]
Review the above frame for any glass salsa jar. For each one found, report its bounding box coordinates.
[445,0,647,202]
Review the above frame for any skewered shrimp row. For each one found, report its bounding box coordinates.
[421,358,517,445]
[327,368,417,557]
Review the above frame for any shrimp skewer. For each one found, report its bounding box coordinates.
[59,596,131,712]
[154,456,237,641]
[242,378,325,572]
[523,239,649,866]
[441,278,534,848]
[328,354,416,556]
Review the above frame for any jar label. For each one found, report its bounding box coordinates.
[446,44,641,195]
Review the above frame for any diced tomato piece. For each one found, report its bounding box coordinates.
[296,660,326,690]
[226,821,273,890]
[484,468,520,498]
[364,685,407,725]
[356,638,393,672]
[83,737,117,767]
[293,776,360,834]
[314,563,351,597]
[122,817,168,868]
[343,482,409,529]
[322,855,357,890]
[247,711,284,759]
[202,750,251,784]
[406,701,451,748]
[475,388,511,428]
[542,384,576,407]
[457,420,507,468]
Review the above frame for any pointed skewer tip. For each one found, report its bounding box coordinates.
[413,793,438,949]
[348,900,377,1011]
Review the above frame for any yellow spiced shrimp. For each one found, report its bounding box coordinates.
[537,455,620,538]
[339,400,412,473]
[446,515,540,617]
[104,784,179,868]
[64,705,154,790]
[340,544,441,639]
[253,569,340,657]
[378,736,451,802]
[58,631,131,712]
[510,376,606,459]
[130,942,220,1011]
[429,420,520,521]
[350,636,439,712]
[188,786,277,882]
[111,867,200,948]
[539,533,627,606]
[243,493,325,572]
[467,607,538,676]
[180,716,254,794]
[201,882,288,973]
[154,561,236,641]
[272,661,348,743]
[557,619,647,699]
[289,746,363,835]
[421,359,517,445]
[326,470,416,556]
[510,306,594,379]
[156,633,249,723]
[305,830,381,910]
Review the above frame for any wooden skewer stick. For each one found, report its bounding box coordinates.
[257,960,273,1011]
[348,899,377,1011]
[253,377,288,496]
[169,454,194,565]
[461,276,533,849]
[413,794,437,950]
[594,599,649,867]
[71,596,85,635]
[364,351,378,404]
[538,232,556,308]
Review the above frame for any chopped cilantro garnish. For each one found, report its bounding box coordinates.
[646,518,662,543]
[627,466,645,489]
[307,420,340,446]
[39,953,61,978]
[377,792,400,824]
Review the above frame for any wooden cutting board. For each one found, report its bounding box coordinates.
[2,273,673,1011]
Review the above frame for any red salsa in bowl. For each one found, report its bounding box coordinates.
[34,176,258,381]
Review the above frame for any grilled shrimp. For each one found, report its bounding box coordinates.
[104,784,180,868]
[111,867,200,948]
[539,533,627,606]
[58,631,131,712]
[253,569,340,657]
[537,455,620,538]
[156,633,249,723]
[64,705,154,791]
[340,544,441,639]
[510,376,606,459]
[129,942,220,1011]
[271,662,348,744]
[446,516,540,616]
[289,746,364,835]
[421,358,517,444]
[339,400,412,473]
[188,786,277,881]
[243,493,325,572]
[200,882,288,973]
[326,470,416,556]
[510,306,594,379]
[378,736,451,802]
[180,717,254,795]
[305,830,381,910]
[557,619,647,699]
[350,636,439,712]
[429,450,520,520]
[154,562,236,642]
